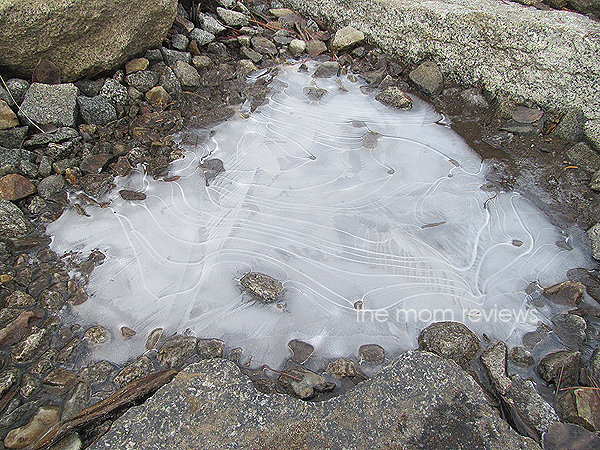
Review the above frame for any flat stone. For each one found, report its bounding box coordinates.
[37,174,65,200]
[43,368,77,392]
[544,422,600,450]
[240,272,283,303]
[19,83,78,127]
[302,86,328,101]
[125,58,149,74]
[418,321,480,366]
[376,86,413,109]
[145,86,172,109]
[327,358,360,378]
[4,406,60,450]
[89,352,539,450]
[288,339,314,363]
[543,280,585,306]
[170,34,189,51]
[0,174,36,201]
[0,99,18,129]
[0,126,28,148]
[480,341,511,395]
[192,55,213,70]
[145,328,163,350]
[313,61,340,78]
[77,95,117,126]
[199,14,226,35]
[0,310,39,346]
[305,39,327,56]
[119,189,146,201]
[113,356,155,388]
[251,36,277,55]
[510,346,534,367]
[409,61,443,96]
[240,46,263,63]
[537,350,582,386]
[270,8,295,17]
[197,338,224,359]
[358,343,385,363]
[61,382,90,421]
[0,367,19,398]
[551,313,586,348]
[77,360,114,386]
[511,106,543,124]
[0,199,32,238]
[78,173,113,197]
[554,109,585,143]
[216,7,248,27]
[279,360,335,399]
[157,336,198,369]
[84,325,108,344]
[171,60,201,88]
[160,47,192,67]
[80,153,111,174]
[189,28,215,46]
[23,127,79,147]
[331,26,364,51]
[566,142,600,172]
[50,433,82,450]
[57,337,82,364]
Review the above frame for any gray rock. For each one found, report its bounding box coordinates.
[197,338,224,359]
[189,28,215,46]
[171,60,201,88]
[170,34,189,51]
[537,350,582,386]
[251,36,277,55]
[409,61,444,96]
[302,86,328,101]
[89,352,539,450]
[0,198,32,238]
[18,83,78,127]
[0,78,29,107]
[161,47,192,66]
[157,335,199,369]
[74,79,105,97]
[37,174,65,199]
[61,381,90,421]
[587,222,600,260]
[4,406,60,449]
[77,95,117,126]
[77,360,114,386]
[281,0,600,119]
[460,87,489,108]
[288,339,314,363]
[23,127,79,147]
[0,0,176,82]
[278,360,335,399]
[585,118,600,152]
[375,86,413,109]
[566,142,600,172]
[589,170,600,191]
[358,343,385,363]
[216,7,249,27]
[556,387,600,432]
[591,347,600,381]
[313,61,340,78]
[200,14,226,35]
[481,341,511,395]
[331,26,364,51]
[510,346,534,367]
[0,126,28,148]
[125,70,160,93]
[554,109,585,143]
[503,374,560,437]
[99,78,128,106]
[145,48,163,62]
[551,313,587,348]
[417,321,480,366]
[544,422,600,450]
[12,326,50,363]
[327,358,360,378]
[51,433,83,450]
[79,173,113,197]
[306,39,327,56]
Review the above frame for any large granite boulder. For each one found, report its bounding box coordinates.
[0,0,177,82]
[90,351,539,449]
[281,0,600,147]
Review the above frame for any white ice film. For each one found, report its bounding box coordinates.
[48,63,592,367]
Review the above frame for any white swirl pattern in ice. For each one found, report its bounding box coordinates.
[48,63,591,366]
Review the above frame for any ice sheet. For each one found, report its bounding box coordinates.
[48,63,592,367]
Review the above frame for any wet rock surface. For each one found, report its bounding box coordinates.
[89,353,539,450]
[418,321,480,366]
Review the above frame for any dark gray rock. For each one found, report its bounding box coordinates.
[37,174,66,199]
[551,313,587,348]
[566,142,600,172]
[171,61,201,88]
[61,381,90,421]
[288,338,314,363]
[74,79,105,97]
[418,321,480,366]
[99,79,128,106]
[189,28,215,46]
[18,83,78,127]
[240,46,263,63]
[588,222,600,260]
[554,109,585,143]
[78,173,113,197]
[113,356,155,388]
[313,61,340,78]
[89,352,539,450]
[0,78,30,107]
[197,338,224,359]
[358,343,385,363]
[510,346,534,367]
[0,126,28,148]
[152,63,182,94]
[11,327,50,363]
[543,422,600,450]
[302,86,328,101]
[77,96,117,126]
[537,350,582,387]
[585,118,600,152]
[591,347,600,381]
[23,127,79,147]
[78,360,114,386]
[125,71,160,93]
[409,61,443,96]
[0,199,32,238]
[161,47,192,66]
[556,387,600,432]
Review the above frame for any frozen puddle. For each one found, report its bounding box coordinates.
[49,63,591,367]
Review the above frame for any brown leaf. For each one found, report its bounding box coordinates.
[32,59,61,84]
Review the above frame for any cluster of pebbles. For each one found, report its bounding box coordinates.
[0,0,600,448]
